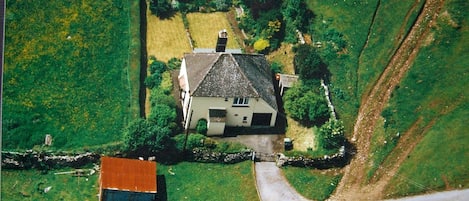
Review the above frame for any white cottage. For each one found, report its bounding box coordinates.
[178,51,278,135]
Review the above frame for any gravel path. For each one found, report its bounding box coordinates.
[255,162,310,201]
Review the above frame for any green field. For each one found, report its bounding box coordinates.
[158,161,259,201]
[1,168,98,201]
[3,0,139,150]
[283,167,342,201]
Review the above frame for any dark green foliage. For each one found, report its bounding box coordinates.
[123,118,172,157]
[281,0,314,43]
[148,104,177,131]
[173,133,206,151]
[283,84,330,126]
[167,57,182,70]
[293,44,329,84]
[178,0,232,13]
[319,119,346,150]
[145,58,167,89]
[196,119,208,135]
[145,74,162,89]
[149,0,173,18]
[270,61,283,73]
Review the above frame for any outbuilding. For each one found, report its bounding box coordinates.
[99,157,157,201]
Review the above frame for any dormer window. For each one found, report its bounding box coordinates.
[233,97,249,107]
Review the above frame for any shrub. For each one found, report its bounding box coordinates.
[123,118,172,157]
[293,44,329,83]
[196,119,208,135]
[253,38,270,52]
[283,84,330,126]
[173,133,206,151]
[319,119,346,150]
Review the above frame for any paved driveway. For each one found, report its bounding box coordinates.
[213,134,285,153]
[255,162,310,201]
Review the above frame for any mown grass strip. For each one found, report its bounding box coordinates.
[157,161,259,201]
[282,167,342,201]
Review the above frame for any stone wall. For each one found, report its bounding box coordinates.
[189,148,253,164]
[277,146,348,169]
[2,151,100,170]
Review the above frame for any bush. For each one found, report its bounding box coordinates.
[253,38,270,52]
[319,119,346,150]
[123,118,172,157]
[196,119,208,135]
[283,84,330,126]
[173,133,206,151]
[148,104,177,132]
[293,44,329,83]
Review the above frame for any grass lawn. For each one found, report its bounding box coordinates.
[2,0,136,150]
[1,168,98,201]
[266,43,295,74]
[146,12,191,62]
[157,161,259,201]
[187,12,241,50]
[282,167,342,201]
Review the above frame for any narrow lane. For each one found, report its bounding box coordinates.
[255,162,310,201]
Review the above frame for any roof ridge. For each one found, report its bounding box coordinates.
[191,53,222,95]
[231,54,261,98]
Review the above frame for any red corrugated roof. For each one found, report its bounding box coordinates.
[100,157,157,193]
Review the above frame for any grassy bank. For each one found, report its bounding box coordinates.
[158,161,259,201]
[3,0,136,150]
[283,167,342,201]
[381,0,469,196]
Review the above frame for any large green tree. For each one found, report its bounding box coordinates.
[123,118,172,157]
[283,84,330,126]
[293,44,329,84]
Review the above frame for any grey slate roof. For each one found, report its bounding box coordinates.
[184,53,278,110]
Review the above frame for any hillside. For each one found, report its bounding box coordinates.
[306,0,469,199]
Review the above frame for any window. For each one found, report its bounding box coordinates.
[233,97,249,106]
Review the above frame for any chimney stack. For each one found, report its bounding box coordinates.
[215,29,228,52]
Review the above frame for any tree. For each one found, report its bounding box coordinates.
[319,119,345,150]
[281,0,313,43]
[123,118,172,157]
[149,0,173,18]
[294,44,329,84]
[283,84,330,126]
[148,104,177,131]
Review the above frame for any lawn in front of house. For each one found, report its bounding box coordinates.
[158,161,259,201]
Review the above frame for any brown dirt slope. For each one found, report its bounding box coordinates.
[329,0,445,200]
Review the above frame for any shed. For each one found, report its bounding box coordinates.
[277,74,299,96]
[99,157,157,201]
